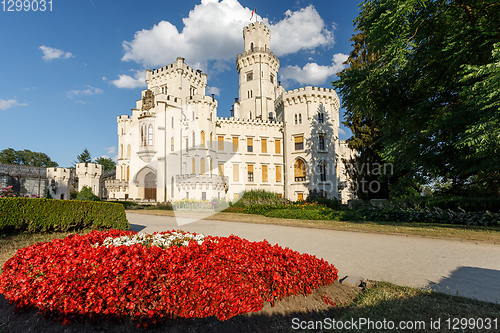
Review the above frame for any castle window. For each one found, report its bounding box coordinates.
[210,132,213,149]
[270,74,274,84]
[261,138,267,153]
[120,144,123,158]
[295,115,297,124]
[192,158,196,174]
[249,112,252,119]
[201,131,205,147]
[294,159,306,182]
[127,166,130,181]
[171,117,174,128]
[171,137,174,151]
[209,158,213,175]
[218,163,224,176]
[262,165,268,182]
[192,132,195,147]
[275,139,281,154]
[233,164,239,182]
[319,134,325,151]
[218,136,224,151]
[247,137,253,152]
[232,136,239,152]
[247,164,254,182]
[140,126,144,146]
[299,114,302,124]
[276,165,282,182]
[200,158,206,175]
[148,125,153,146]
[127,145,131,157]
[318,112,324,124]
[246,72,253,81]
[319,160,327,182]
[294,136,304,151]
[250,42,254,51]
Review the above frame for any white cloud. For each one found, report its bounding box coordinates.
[111,70,147,89]
[269,6,333,56]
[0,99,27,110]
[67,85,103,99]
[39,45,73,61]
[120,1,334,68]
[206,86,221,96]
[279,53,348,86]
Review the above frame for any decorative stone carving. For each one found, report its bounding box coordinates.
[141,89,155,111]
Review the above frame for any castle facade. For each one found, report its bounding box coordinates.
[106,22,354,203]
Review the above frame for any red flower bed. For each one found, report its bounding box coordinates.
[0,229,338,325]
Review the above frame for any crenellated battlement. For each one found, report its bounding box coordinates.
[118,115,131,122]
[216,116,283,128]
[279,86,340,110]
[243,21,271,37]
[187,94,218,108]
[236,47,279,73]
[146,57,207,90]
[76,163,103,178]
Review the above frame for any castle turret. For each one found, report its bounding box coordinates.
[76,163,103,197]
[236,22,280,121]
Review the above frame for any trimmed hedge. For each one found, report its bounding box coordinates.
[0,198,129,234]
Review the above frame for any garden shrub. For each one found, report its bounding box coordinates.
[0,197,129,234]
[305,195,341,210]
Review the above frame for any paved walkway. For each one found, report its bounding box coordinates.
[127,212,500,304]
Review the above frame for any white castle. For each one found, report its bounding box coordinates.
[106,22,354,203]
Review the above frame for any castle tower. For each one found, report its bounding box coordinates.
[76,163,103,197]
[236,22,280,120]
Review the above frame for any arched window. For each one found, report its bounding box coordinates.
[171,137,174,151]
[60,193,64,200]
[319,160,327,182]
[148,125,153,146]
[192,131,196,147]
[299,114,302,124]
[318,112,324,124]
[295,115,297,124]
[192,157,196,174]
[200,158,206,175]
[210,132,213,149]
[294,159,306,182]
[127,145,131,157]
[171,176,174,199]
[127,166,130,181]
[250,42,254,51]
[209,158,213,175]
[249,112,252,119]
[201,131,205,147]
[120,144,123,158]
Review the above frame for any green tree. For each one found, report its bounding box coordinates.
[0,148,58,167]
[75,148,92,165]
[94,157,116,172]
[76,185,100,201]
[335,0,500,197]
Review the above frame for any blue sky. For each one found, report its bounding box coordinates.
[0,0,360,167]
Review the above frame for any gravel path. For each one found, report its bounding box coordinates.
[127,212,500,304]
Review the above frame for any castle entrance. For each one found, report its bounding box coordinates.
[144,172,156,200]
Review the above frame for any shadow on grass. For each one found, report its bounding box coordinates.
[428,266,500,304]
[2,282,500,333]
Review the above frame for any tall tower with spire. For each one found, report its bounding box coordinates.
[235,22,280,120]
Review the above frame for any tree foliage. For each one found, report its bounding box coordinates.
[94,157,116,172]
[335,0,500,198]
[75,148,92,165]
[0,148,58,167]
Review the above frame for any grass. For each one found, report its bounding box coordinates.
[331,281,500,333]
[128,209,500,244]
[0,231,499,332]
